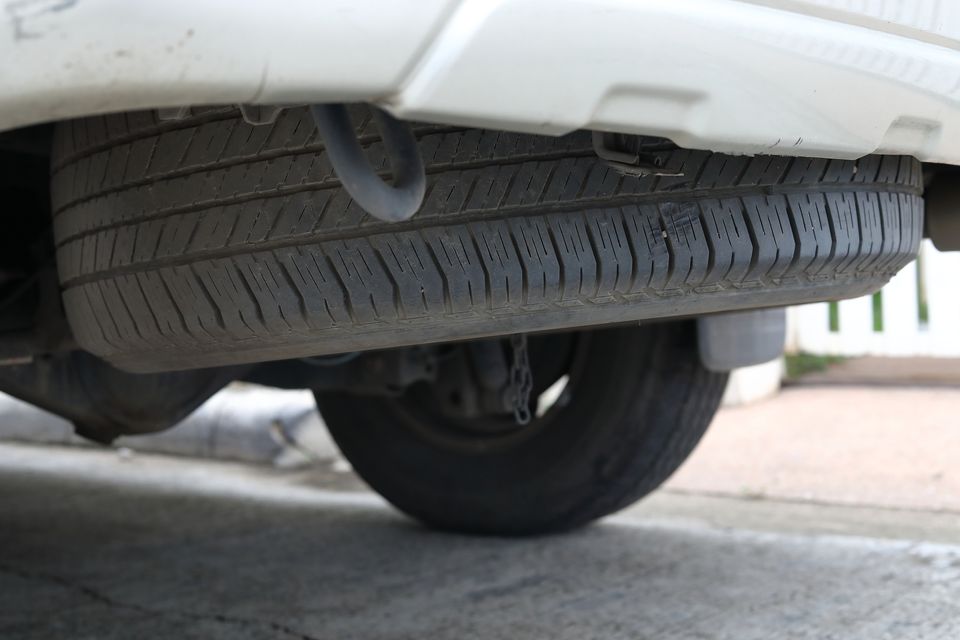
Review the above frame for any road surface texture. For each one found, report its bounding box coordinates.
[2,384,960,639]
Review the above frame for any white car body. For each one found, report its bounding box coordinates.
[3,0,960,164]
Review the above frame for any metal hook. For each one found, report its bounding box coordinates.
[310,104,426,223]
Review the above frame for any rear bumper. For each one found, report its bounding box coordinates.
[5,0,960,164]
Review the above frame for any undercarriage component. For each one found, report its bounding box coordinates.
[592,132,683,177]
[244,347,438,395]
[0,144,73,366]
[315,322,728,535]
[394,333,575,430]
[239,104,285,126]
[697,308,787,372]
[0,267,73,366]
[506,334,533,425]
[924,165,960,252]
[0,351,235,443]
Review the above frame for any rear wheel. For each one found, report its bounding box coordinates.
[316,320,726,535]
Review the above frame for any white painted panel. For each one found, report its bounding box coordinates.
[7,0,960,166]
[837,295,874,356]
[923,243,960,356]
[788,302,832,354]
[879,261,920,356]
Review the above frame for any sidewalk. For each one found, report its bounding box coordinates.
[668,384,960,513]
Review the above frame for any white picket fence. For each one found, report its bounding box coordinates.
[787,240,960,358]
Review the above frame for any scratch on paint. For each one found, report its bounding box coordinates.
[5,0,77,41]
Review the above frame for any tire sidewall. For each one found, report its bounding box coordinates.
[318,322,726,534]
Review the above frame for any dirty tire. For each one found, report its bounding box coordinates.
[316,322,727,535]
[50,107,924,372]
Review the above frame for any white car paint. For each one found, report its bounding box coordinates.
[3,0,960,164]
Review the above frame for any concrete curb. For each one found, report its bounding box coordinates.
[722,359,784,407]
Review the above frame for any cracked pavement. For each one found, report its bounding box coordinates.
[1,430,959,640]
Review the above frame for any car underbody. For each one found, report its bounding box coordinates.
[2,0,960,534]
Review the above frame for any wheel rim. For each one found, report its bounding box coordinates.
[388,332,593,453]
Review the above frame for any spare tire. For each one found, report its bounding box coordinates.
[50,106,923,372]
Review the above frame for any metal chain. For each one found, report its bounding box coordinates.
[508,334,534,425]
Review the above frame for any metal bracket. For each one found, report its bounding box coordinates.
[239,104,285,126]
[592,131,684,177]
[156,106,191,121]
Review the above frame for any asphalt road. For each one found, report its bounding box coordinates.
[1,442,958,640]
